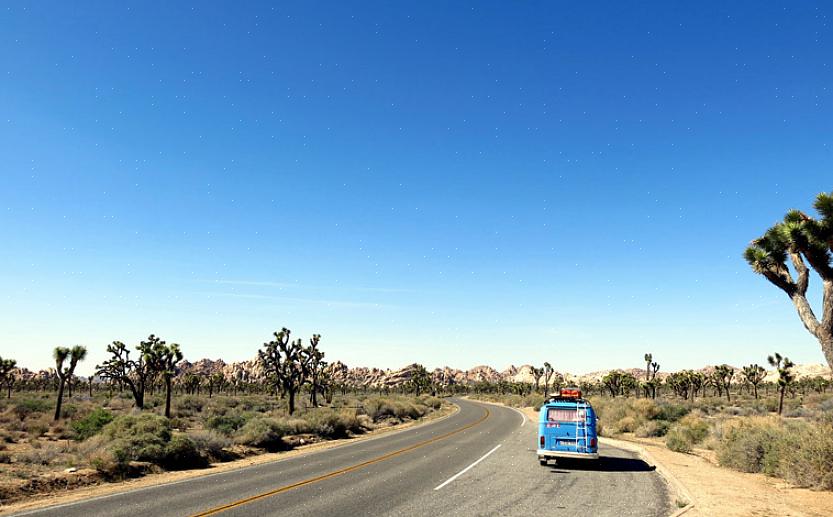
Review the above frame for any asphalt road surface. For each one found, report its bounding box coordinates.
[15,398,671,517]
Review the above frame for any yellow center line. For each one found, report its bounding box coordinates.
[191,405,491,517]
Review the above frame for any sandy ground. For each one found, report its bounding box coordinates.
[0,403,458,515]
[518,406,833,517]
[619,435,833,517]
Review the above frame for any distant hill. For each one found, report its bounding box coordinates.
[13,358,831,387]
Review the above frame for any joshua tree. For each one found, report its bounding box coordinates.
[768,352,795,416]
[742,364,767,399]
[145,338,183,419]
[713,364,735,402]
[531,367,543,393]
[0,356,16,399]
[602,370,624,397]
[642,354,660,399]
[543,362,554,393]
[260,328,306,415]
[745,191,833,373]
[53,345,87,421]
[408,364,432,396]
[96,340,154,409]
[302,334,326,407]
[207,372,225,398]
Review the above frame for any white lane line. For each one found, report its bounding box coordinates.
[434,444,501,491]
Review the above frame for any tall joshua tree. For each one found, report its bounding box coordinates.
[742,364,767,399]
[260,328,306,415]
[0,356,16,399]
[531,367,544,393]
[644,353,653,382]
[146,338,183,419]
[745,191,833,373]
[302,334,326,407]
[768,353,795,416]
[543,362,554,393]
[53,346,87,421]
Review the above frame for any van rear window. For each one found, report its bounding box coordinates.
[546,408,586,422]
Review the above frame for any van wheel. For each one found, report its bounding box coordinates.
[539,458,547,466]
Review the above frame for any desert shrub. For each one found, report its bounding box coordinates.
[677,414,710,443]
[60,403,79,419]
[393,400,427,420]
[304,409,362,439]
[420,396,443,410]
[27,415,51,439]
[635,420,670,438]
[665,415,710,453]
[205,414,249,436]
[777,420,833,490]
[18,444,60,466]
[613,415,637,434]
[656,403,689,422]
[363,398,397,421]
[665,427,693,453]
[174,396,206,417]
[716,418,783,475]
[14,399,51,421]
[160,435,206,470]
[101,414,172,466]
[818,397,833,413]
[190,430,232,462]
[357,414,374,430]
[0,452,10,464]
[71,408,114,441]
[783,406,814,419]
[234,417,290,451]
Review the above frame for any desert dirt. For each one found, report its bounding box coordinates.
[0,402,458,515]
[519,407,833,517]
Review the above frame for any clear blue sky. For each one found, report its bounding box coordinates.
[1,1,831,375]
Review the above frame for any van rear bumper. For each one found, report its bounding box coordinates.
[537,449,599,460]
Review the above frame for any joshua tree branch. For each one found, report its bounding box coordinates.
[789,252,810,296]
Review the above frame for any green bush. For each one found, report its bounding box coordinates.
[161,435,206,470]
[205,414,248,436]
[102,414,172,466]
[234,417,290,450]
[14,398,51,421]
[71,408,114,441]
[657,403,689,422]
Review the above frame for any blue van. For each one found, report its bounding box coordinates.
[537,388,598,465]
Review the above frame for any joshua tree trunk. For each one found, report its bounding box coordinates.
[54,379,66,421]
[778,386,786,416]
[287,389,296,415]
[164,377,173,419]
[753,385,758,399]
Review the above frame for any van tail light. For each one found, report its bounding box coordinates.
[590,437,597,448]
[540,435,545,447]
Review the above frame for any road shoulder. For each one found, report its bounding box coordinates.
[606,434,833,517]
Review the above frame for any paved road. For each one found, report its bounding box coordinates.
[15,399,671,517]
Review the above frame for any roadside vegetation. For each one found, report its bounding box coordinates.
[0,328,445,504]
[468,350,833,491]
